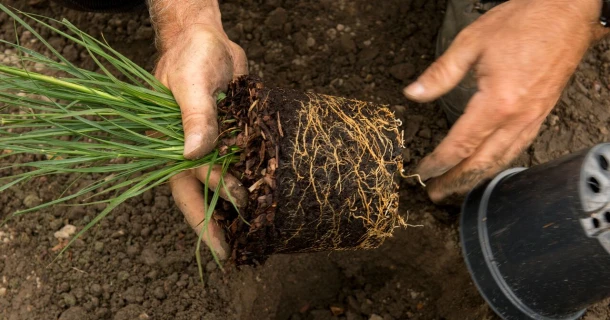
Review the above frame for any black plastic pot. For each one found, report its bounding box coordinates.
[461,143,610,320]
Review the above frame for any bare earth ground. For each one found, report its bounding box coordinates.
[0,0,609,319]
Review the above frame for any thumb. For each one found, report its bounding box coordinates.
[173,82,220,160]
[403,31,480,103]
[154,59,222,160]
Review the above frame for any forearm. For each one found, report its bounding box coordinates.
[147,0,224,52]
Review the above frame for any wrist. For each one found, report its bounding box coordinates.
[597,0,610,39]
[148,0,225,52]
[576,0,610,37]
[548,0,610,41]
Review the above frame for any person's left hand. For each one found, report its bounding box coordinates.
[404,0,609,204]
[148,0,249,260]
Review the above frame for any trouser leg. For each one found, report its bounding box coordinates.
[436,0,507,124]
[49,0,146,13]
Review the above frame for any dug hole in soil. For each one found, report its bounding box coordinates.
[1,0,609,320]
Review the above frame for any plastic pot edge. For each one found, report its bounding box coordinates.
[459,167,587,320]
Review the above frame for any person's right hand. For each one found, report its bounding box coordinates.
[404,0,608,204]
[150,0,248,260]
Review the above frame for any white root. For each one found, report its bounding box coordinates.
[400,169,426,187]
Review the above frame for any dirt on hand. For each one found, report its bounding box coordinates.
[0,0,609,319]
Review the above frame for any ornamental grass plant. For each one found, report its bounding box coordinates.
[0,4,407,273]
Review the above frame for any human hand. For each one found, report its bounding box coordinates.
[169,166,247,260]
[404,0,609,204]
[150,0,248,259]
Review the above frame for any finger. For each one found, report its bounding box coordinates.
[171,79,220,160]
[403,29,481,103]
[229,41,248,78]
[416,92,503,180]
[170,171,230,260]
[426,119,541,204]
[155,56,219,159]
[192,164,248,208]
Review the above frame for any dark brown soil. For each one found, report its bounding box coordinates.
[218,76,402,265]
[0,0,609,319]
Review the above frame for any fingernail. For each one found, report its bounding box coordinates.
[415,156,433,181]
[416,154,452,181]
[184,133,203,159]
[419,166,451,182]
[404,82,425,98]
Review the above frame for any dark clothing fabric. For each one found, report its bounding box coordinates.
[50,0,146,13]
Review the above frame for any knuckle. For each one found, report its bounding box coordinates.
[230,42,247,61]
[169,171,195,192]
[496,107,518,119]
[492,96,520,118]
[416,153,448,180]
[451,140,477,160]
[182,111,218,131]
[172,71,205,89]
[453,28,477,48]
[451,165,492,190]
[187,27,223,45]
[469,154,508,180]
